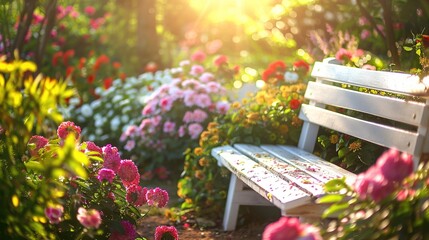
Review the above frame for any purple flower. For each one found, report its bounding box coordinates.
[97,168,116,183]
[109,220,137,240]
[154,225,178,240]
[45,205,64,224]
[146,187,169,208]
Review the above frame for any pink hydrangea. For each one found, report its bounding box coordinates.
[142,102,156,115]
[44,205,64,224]
[27,135,48,157]
[183,90,197,107]
[102,144,121,173]
[163,121,176,133]
[192,109,208,123]
[191,50,206,62]
[199,72,214,83]
[183,111,194,123]
[126,184,148,206]
[57,121,81,140]
[188,123,203,139]
[77,207,102,229]
[154,225,178,240]
[146,187,169,208]
[376,148,413,182]
[195,93,212,108]
[159,96,174,112]
[97,168,116,183]
[118,160,140,187]
[109,220,137,240]
[206,81,222,93]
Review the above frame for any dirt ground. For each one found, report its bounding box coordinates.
[137,179,281,240]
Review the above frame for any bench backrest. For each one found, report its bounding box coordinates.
[300,58,429,167]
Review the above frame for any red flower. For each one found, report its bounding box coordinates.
[145,62,158,73]
[66,66,74,77]
[78,57,86,69]
[119,72,127,81]
[87,74,95,84]
[191,50,207,62]
[262,68,275,81]
[214,55,228,67]
[63,49,75,66]
[52,51,63,66]
[293,60,310,74]
[233,65,240,74]
[103,77,113,89]
[112,61,121,69]
[93,54,110,71]
[268,60,287,71]
[289,99,301,110]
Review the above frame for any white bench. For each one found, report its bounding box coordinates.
[211,58,429,231]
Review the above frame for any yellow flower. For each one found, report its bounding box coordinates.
[194,170,205,179]
[207,122,218,130]
[231,101,241,109]
[348,141,362,152]
[247,112,260,122]
[278,125,289,135]
[330,134,339,144]
[194,147,203,156]
[199,157,209,167]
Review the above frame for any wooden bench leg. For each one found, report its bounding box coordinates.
[223,174,242,231]
[223,174,272,231]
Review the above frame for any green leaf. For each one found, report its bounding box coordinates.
[403,46,413,51]
[338,147,348,158]
[24,161,44,172]
[317,194,344,204]
[324,178,349,192]
[322,202,349,218]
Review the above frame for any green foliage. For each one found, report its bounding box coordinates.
[0,57,76,238]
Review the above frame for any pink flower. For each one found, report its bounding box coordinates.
[146,187,169,208]
[154,167,169,180]
[109,220,137,240]
[397,188,416,201]
[126,184,148,206]
[354,166,394,202]
[45,205,64,224]
[195,93,212,108]
[188,123,203,139]
[102,144,121,173]
[85,141,103,155]
[57,121,81,140]
[361,64,376,70]
[376,148,413,182]
[77,207,102,229]
[190,65,205,76]
[183,111,194,123]
[84,6,96,15]
[206,81,222,93]
[163,121,176,133]
[118,160,140,187]
[27,135,48,157]
[142,102,156,115]
[216,101,230,114]
[97,168,116,183]
[192,109,208,123]
[183,90,197,107]
[159,96,174,112]
[262,217,302,240]
[178,125,186,137]
[199,72,214,82]
[214,55,228,67]
[335,48,353,62]
[191,50,206,62]
[154,225,178,240]
[124,140,136,151]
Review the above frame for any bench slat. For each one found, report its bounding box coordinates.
[233,144,326,196]
[311,61,425,96]
[299,104,420,155]
[305,81,428,126]
[211,145,311,210]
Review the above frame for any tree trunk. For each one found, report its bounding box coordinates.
[379,0,401,67]
[137,0,161,71]
[12,0,37,60]
[35,0,57,71]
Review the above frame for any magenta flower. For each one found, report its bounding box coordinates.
[124,140,136,151]
[109,220,137,240]
[97,168,116,183]
[118,160,140,187]
[199,72,214,82]
[84,6,96,15]
[85,141,103,155]
[163,121,176,133]
[154,225,178,240]
[126,184,148,206]
[376,148,413,182]
[146,187,169,208]
[160,96,174,112]
[57,121,81,140]
[102,144,121,173]
[27,135,48,157]
[44,205,64,224]
[213,55,228,67]
[77,207,102,229]
[190,65,205,76]
[335,48,353,62]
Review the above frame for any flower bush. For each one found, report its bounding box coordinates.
[26,121,176,239]
[316,148,429,239]
[120,52,234,178]
[175,59,311,221]
[62,70,172,148]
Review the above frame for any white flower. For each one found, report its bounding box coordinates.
[94,87,103,96]
[121,115,129,123]
[284,71,299,84]
[95,128,103,136]
[69,97,80,106]
[88,135,95,141]
[112,95,123,103]
[90,99,102,109]
[111,116,120,131]
[80,104,93,117]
